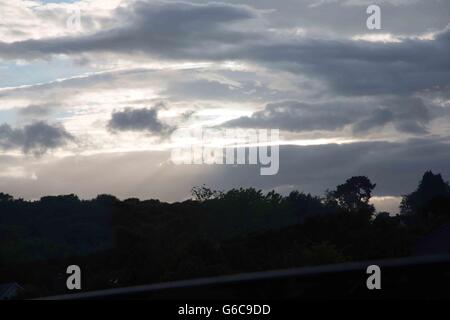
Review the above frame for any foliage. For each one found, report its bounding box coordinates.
[0,172,449,298]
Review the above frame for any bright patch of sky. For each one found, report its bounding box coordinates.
[0,58,92,88]
[0,109,17,124]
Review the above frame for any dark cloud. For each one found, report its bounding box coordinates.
[0,1,449,97]
[0,1,260,60]
[222,97,440,135]
[190,0,450,37]
[239,27,450,95]
[108,106,170,134]
[188,137,450,200]
[4,137,450,206]
[223,100,360,131]
[0,121,73,155]
[352,97,432,134]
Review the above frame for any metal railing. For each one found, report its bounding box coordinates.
[39,254,450,300]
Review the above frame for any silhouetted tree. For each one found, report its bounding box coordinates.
[0,192,13,202]
[327,176,376,215]
[400,171,450,215]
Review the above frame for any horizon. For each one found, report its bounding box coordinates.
[0,181,404,215]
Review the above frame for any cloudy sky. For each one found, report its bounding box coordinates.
[0,0,449,212]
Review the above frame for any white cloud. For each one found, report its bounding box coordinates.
[370,196,402,214]
[0,0,122,43]
[352,33,403,43]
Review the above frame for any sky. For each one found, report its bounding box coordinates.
[0,0,449,213]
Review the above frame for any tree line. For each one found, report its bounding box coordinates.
[0,171,449,298]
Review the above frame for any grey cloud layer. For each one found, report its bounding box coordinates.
[0,1,260,60]
[189,137,450,199]
[189,0,450,37]
[2,137,450,206]
[1,1,449,98]
[0,121,73,154]
[242,29,450,95]
[222,97,442,134]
